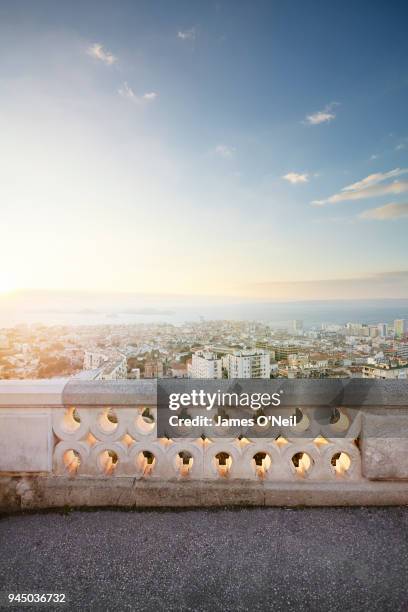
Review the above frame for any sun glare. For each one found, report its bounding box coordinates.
[0,276,15,294]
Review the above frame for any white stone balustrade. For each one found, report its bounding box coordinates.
[1,379,408,510]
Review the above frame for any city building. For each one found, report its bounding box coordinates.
[394,319,407,339]
[190,351,222,379]
[83,351,107,370]
[368,325,379,338]
[362,363,408,380]
[128,368,141,379]
[169,363,188,378]
[225,349,270,379]
[144,360,164,378]
[377,323,387,337]
[395,342,408,360]
[97,357,128,380]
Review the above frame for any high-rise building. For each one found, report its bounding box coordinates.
[368,325,379,338]
[345,323,365,336]
[377,323,387,337]
[190,351,222,379]
[293,320,303,334]
[226,349,270,378]
[394,320,407,338]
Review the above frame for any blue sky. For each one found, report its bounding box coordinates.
[1,0,408,300]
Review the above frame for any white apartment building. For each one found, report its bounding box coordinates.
[190,351,222,379]
[225,349,270,379]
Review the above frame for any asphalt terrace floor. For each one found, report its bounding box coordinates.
[1,507,408,612]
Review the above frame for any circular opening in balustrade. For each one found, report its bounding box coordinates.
[176,451,194,477]
[330,410,350,433]
[63,449,81,475]
[62,407,81,433]
[291,452,312,477]
[331,452,351,476]
[135,407,155,434]
[99,449,118,475]
[97,408,118,434]
[290,408,310,432]
[214,451,232,477]
[136,450,156,476]
[253,452,271,478]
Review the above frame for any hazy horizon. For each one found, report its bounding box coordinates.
[1,289,408,328]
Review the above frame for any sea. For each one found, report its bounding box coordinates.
[1,299,408,329]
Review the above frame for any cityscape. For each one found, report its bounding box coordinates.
[1,315,407,381]
[1,0,408,607]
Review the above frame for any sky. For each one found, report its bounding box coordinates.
[1,0,408,302]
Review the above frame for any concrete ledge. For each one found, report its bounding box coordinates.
[2,476,408,512]
[0,379,69,406]
[62,379,157,406]
[1,379,407,408]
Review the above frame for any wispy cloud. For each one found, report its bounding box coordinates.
[87,42,117,66]
[178,28,196,40]
[370,154,379,160]
[396,143,406,151]
[282,172,309,184]
[312,167,408,205]
[359,202,408,220]
[304,102,338,125]
[214,144,235,159]
[343,168,407,191]
[118,82,157,103]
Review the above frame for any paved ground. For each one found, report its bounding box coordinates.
[0,507,408,612]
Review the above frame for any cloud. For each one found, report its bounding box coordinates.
[283,172,309,184]
[118,82,157,103]
[87,43,117,66]
[312,167,408,205]
[343,168,407,191]
[118,82,135,100]
[359,202,408,220]
[370,154,379,160]
[214,144,235,159]
[304,102,338,125]
[178,28,196,40]
[396,143,406,151]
